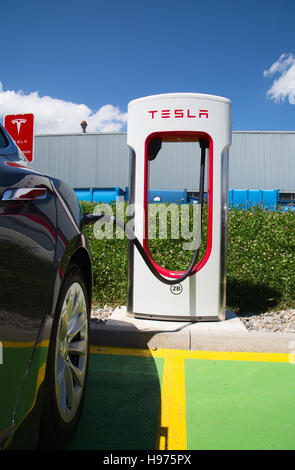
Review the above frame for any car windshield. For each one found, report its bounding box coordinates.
[0,128,8,149]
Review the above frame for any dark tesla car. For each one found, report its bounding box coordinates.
[0,123,92,449]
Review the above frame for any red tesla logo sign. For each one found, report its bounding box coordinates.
[4,113,34,162]
[148,109,209,119]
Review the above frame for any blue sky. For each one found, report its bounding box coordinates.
[1,0,295,132]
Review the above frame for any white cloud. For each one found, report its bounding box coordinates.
[263,53,295,104]
[0,83,127,133]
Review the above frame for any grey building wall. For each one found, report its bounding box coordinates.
[32,133,129,189]
[231,132,295,191]
[30,131,295,192]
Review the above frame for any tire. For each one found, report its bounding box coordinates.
[39,263,90,449]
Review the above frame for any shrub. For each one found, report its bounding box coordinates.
[81,201,295,313]
[227,205,295,313]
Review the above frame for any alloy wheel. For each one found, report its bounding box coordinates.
[54,281,88,423]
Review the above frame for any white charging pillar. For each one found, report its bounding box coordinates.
[127,93,232,321]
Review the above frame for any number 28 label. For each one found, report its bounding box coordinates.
[170,284,183,295]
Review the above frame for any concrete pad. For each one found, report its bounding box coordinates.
[90,306,191,349]
[90,306,295,353]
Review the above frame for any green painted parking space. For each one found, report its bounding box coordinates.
[68,347,295,450]
[69,351,164,450]
[185,359,295,450]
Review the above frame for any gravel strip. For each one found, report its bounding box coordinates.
[238,309,295,333]
[91,305,115,324]
[90,305,295,333]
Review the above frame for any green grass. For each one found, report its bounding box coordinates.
[226,205,295,313]
[81,201,295,314]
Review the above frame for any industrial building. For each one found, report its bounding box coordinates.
[30,131,295,207]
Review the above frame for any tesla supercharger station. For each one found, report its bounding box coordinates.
[127,93,232,321]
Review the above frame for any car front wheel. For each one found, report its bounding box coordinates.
[39,263,90,449]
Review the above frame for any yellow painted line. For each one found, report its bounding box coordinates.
[21,362,47,419]
[1,340,49,349]
[13,362,47,437]
[90,345,290,363]
[157,354,187,450]
[90,345,154,357]
[1,342,289,363]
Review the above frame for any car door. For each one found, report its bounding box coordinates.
[0,128,57,447]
